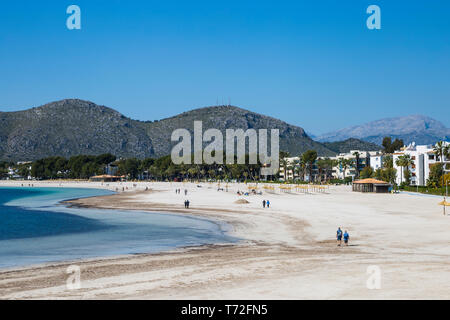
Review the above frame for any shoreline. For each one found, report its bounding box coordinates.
[0,183,240,272]
[1,180,450,299]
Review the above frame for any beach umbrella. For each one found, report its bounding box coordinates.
[439,198,450,215]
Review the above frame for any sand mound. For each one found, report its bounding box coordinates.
[234,199,250,204]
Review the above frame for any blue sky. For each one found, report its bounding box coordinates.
[0,0,449,134]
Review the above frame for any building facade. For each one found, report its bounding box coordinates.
[329,150,381,180]
[392,142,449,186]
[279,149,383,181]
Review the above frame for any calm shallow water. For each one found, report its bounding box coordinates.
[0,187,237,269]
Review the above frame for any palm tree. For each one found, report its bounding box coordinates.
[395,154,413,185]
[445,144,450,172]
[434,141,449,187]
[434,141,446,162]
[402,154,414,185]
[298,157,306,181]
[395,156,404,185]
[316,159,325,183]
[338,158,352,181]
[280,158,289,181]
[302,150,318,182]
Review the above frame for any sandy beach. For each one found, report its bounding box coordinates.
[0,180,449,299]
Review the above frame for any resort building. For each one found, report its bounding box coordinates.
[329,150,382,180]
[105,163,119,176]
[369,152,386,171]
[392,142,449,186]
[279,148,383,181]
[279,157,301,181]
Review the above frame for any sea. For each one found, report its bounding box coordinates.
[0,187,237,269]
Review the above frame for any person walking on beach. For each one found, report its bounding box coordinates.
[266,200,270,208]
[184,200,187,208]
[336,227,343,246]
[262,200,266,208]
[184,189,188,195]
[186,200,190,209]
[343,230,349,246]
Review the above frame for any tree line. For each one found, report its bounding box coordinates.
[25,153,265,181]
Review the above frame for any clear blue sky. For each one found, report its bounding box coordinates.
[0,0,449,134]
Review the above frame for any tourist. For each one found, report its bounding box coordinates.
[266,200,270,208]
[343,230,349,246]
[336,227,342,246]
[184,200,187,208]
[184,189,187,195]
[186,200,190,209]
[263,200,266,208]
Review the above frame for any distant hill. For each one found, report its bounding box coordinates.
[0,99,337,161]
[316,115,450,145]
[322,138,381,154]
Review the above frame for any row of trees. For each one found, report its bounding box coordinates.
[280,150,371,183]
[31,154,117,179]
[27,153,265,181]
[0,161,11,179]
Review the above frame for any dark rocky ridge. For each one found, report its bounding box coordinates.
[0,99,336,161]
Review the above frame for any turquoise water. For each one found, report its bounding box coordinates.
[0,187,237,269]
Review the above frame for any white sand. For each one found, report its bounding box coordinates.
[0,180,449,299]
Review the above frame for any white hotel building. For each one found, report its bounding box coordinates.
[392,142,449,186]
[279,149,384,181]
[279,141,448,184]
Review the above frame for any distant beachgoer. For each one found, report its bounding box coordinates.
[266,200,270,208]
[336,227,342,246]
[184,200,187,208]
[343,230,349,246]
[184,189,187,195]
[263,200,266,208]
[186,200,190,209]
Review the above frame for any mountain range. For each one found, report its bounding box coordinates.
[0,99,349,162]
[3,100,447,162]
[316,115,449,145]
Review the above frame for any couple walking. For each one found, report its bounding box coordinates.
[184,200,190,208]
[336,227,349,246]
[262,200,270,208]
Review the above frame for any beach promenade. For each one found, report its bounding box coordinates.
[0,180,449,299]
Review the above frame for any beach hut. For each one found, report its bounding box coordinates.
[89,174,121,182]
[352,178,391,193]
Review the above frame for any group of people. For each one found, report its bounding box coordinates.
[262,200,271,208]
[336,227,350,246]
[175,189,188,195]
[184,200,190,208]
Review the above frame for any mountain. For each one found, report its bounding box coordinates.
[316,115,450,145]
[322,138,381,154]
[0,99,336,161]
